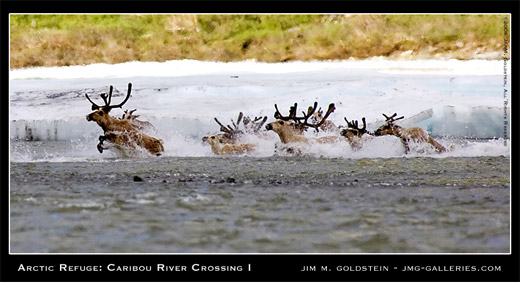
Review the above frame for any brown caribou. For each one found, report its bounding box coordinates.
[340,117,373,150]
[121,109,155,132]
[202,134,256,155]
[374,113,447,153]
[85,83,164,156]
[212,112,267,144]
[310,107,339,132]
[202,112,266,155]
[265,102,340,144]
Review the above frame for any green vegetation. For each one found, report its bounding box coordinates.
[10,14,510,69]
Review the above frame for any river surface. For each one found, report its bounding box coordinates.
[10,154,510,253]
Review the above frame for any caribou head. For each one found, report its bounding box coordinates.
[373,113,404,136]
[85,83,132,130]
[121,109,139,120]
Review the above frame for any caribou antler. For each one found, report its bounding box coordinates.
[108,83,132,110]
[274,103,299,121]
[299,102,336,132]
[85,83,132,112]
[99,85,113,107]
[344,117,367,133]
[231,112,243,131]
[273,102,335,132]
[122,109,139,120]
[85,92,103,111]
[214,112,268,138]
[382,113,404,123]
[243,115,268,133]
[214,117,233,134]
[214,112,245,135]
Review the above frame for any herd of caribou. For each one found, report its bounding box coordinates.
[85,83,448,157]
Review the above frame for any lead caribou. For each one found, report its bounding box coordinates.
[85,83,164,156]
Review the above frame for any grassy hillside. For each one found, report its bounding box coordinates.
[10,14,510,69]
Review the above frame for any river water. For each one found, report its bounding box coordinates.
[10,153,510,253]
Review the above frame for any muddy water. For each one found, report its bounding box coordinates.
[10,156,510,253]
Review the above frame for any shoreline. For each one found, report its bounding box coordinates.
[10,57,510,80]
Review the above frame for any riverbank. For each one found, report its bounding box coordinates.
[10,14,510,69]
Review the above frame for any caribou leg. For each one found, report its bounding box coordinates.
[97,135,106,153]
[427,136,447,153]
[97,133,117,153]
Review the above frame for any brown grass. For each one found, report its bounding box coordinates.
[10,14,510,69]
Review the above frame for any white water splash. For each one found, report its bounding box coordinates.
[10,59,510,162]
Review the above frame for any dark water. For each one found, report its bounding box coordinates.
[10,156,510,253]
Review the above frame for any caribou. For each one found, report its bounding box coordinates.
[340,117,373,150]
[212,112,268,144]
[374,113,447,153]
[202,112,267,155]
[85,83,164,156]
[265,102,340,144]
[202,134,256,155]
[121,109,155,132]
[310,107,339,132]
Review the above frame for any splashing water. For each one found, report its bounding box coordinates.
[10,59,510,162]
